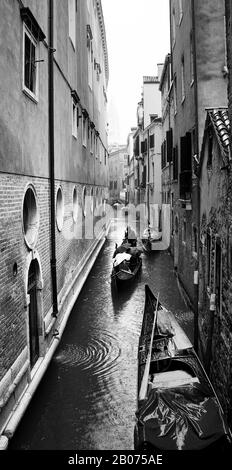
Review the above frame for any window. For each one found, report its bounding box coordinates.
[178,0,183,24]
[23,25,39,100]
[82,117,87,147]
[99,142,102,163]
[22,184,39,249]
[181,56,185,102]
[72,186,78,222]
[173,145,179,181]
[87,25,93,89]
[95,134,99,158]
[90,129,94,154]
[190,32,194,85]
[149,134,155,149]
[68,0,76,48]
[82,186,87,217]
[90,187,94,213]
[72,100,78,138]
[172,8,176,47]
[174,76,177,115]
[56,187,64,231]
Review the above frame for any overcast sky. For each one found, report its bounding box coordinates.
[101,0,170,145]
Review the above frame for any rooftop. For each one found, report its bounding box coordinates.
[143,76,159,84]
[207,108,230,159]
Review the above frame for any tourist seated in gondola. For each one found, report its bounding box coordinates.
[127,246,142,270]
[113,252,132,272]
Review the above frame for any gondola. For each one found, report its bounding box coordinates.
[111,250,142,287]
[141,226,162,253]
[111,226,142,287]
[134,285,231,452]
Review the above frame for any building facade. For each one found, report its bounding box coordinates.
[169,0,228,304]
[130,68,163,223]
[0,0,109,447]
[159,53,178,251]
[108,145,128,203]
[197,108,232,427]
[127,128,136,205]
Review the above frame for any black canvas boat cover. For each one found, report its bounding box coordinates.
[137,383,227,450]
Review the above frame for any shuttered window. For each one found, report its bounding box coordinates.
[166,129,173,162]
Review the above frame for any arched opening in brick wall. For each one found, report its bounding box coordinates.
[25,251,44,373]
[56,186,64,231]
[22,184,39,250]
[72,186,78,223]
[27,259,40,369]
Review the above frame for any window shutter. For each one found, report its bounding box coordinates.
[149,134,154,148]
[185,131,192,171]
[166,128,173,162]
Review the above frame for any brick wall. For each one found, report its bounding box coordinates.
[0,173,108,383]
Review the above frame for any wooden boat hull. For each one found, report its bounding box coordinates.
[135,285,231,451]
[142,237,162,253]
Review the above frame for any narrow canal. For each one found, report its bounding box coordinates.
[10,219,193,450]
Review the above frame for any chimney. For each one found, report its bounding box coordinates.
[157,63,164,82]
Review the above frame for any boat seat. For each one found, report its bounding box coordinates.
[149,370,199,390]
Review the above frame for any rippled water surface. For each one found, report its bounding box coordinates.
[10,220,193,450]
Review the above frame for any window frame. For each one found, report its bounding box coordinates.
[172,8,176,49]
[22,23,39,102]
[181,55,185,103]
[178,0,183,25]
[68,0,76,49]
[190,32,194,86]
[173,76,177,115]
[72,100,78,138]
[82,116,87,148]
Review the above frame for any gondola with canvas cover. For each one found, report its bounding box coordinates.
[111,227,142,287]
[134,285,231,452]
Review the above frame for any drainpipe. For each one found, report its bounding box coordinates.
[192,0,199,353]
[48,0,58,317]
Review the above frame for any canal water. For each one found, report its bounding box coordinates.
[10,219,193,450]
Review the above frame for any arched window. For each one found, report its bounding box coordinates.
[22,184,39,249]
[73,186,78,223]
[90,187,94,213]
[56,187,64,231]
[82,186,87,217]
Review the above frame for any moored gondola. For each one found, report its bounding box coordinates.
[134,285,231,451]
[141,226,162,253]
[111,227,142,287]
